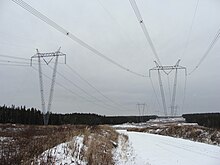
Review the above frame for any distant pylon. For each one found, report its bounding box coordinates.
[31,48,66,125]
[137,103,146,122]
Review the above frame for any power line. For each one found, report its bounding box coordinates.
[96,0,119,24]
[0,60,118,111]
[31,66,118,112]
[0,61,85,116]
[0,59,30,65]
[0,61,123,113]
[66,64,128,110]
[181,74,187,114]
[31,66,93,102]
[0,53,136,112]
[167,75,172,103]
[0,53,65,65]
[0,63,29,67]
[11,0,147,78]
[188,27,220,75]
[180,0,200,60]
[48,65,125,111]
[129,0,162,65]
[96,0,135,45]
[0,54,30,61]
[149,76,161,112]
[6,67,30,105]
[0,54,31,66]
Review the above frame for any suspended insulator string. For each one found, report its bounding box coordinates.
[129,0,162,65]
[12,0,147,78]
[180,0,200,59]
[189,27,220,75]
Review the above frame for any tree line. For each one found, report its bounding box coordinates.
[182,113,220,129]
[0,105,157,125]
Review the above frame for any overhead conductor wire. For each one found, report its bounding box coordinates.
[181,75,187,114]
[178,0,199,113]
[66,64,129,110]
[189,27,220,75]
[129,0,164,114]
[180,0,200,60]
[11,0,147,78]
[129,0,162,65]
[149,76,161,112]
[0,52,119,111]
[31,65,118,112]
[48,65,127,111]
[0,54,131,111]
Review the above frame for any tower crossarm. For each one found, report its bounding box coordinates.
[30,48,66,66]
[149,65,187,76]
[31,52,66,58]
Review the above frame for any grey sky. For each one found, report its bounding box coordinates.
[0,0,219,116]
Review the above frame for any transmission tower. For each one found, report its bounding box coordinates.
[149,60,186,116]
[31,48,66,125]
[137,103,146,122]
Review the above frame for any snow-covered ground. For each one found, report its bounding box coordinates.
[112,118,220,146]
[35,136,87,165]
[29,119,220,165]
[112,117,188,130]
[114,130,220,165]
[33,130,220,165]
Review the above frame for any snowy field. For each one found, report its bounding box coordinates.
[114,130,220,165]
[32,118,220,165]
[36,129,220,165]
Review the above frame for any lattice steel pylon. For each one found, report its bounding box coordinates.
[31,48,66,125]
[149,60,187,116]
[137,103,146,122]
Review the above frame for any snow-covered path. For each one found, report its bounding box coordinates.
[118,131,220,165]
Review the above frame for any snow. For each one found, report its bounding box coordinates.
[113,123,144,129]
[35,136,87,165]
[148,117,185,123]
[112,117,190,130]
[115,130,220,165]
[113,132,135,165]
[0,137,9,141]
[34,120,220,165]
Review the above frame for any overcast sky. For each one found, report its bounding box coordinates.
[0,0,219,116]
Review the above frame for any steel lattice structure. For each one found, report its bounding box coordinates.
[31,48,66,125]
[149,60,187,116]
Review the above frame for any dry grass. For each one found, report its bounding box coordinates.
[82,125,118,165]
[0,124,87,165]
[0,124,119,165]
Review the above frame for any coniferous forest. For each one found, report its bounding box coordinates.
[0,105,157,125]
[182,113,220,129]
[1,105,220,128]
